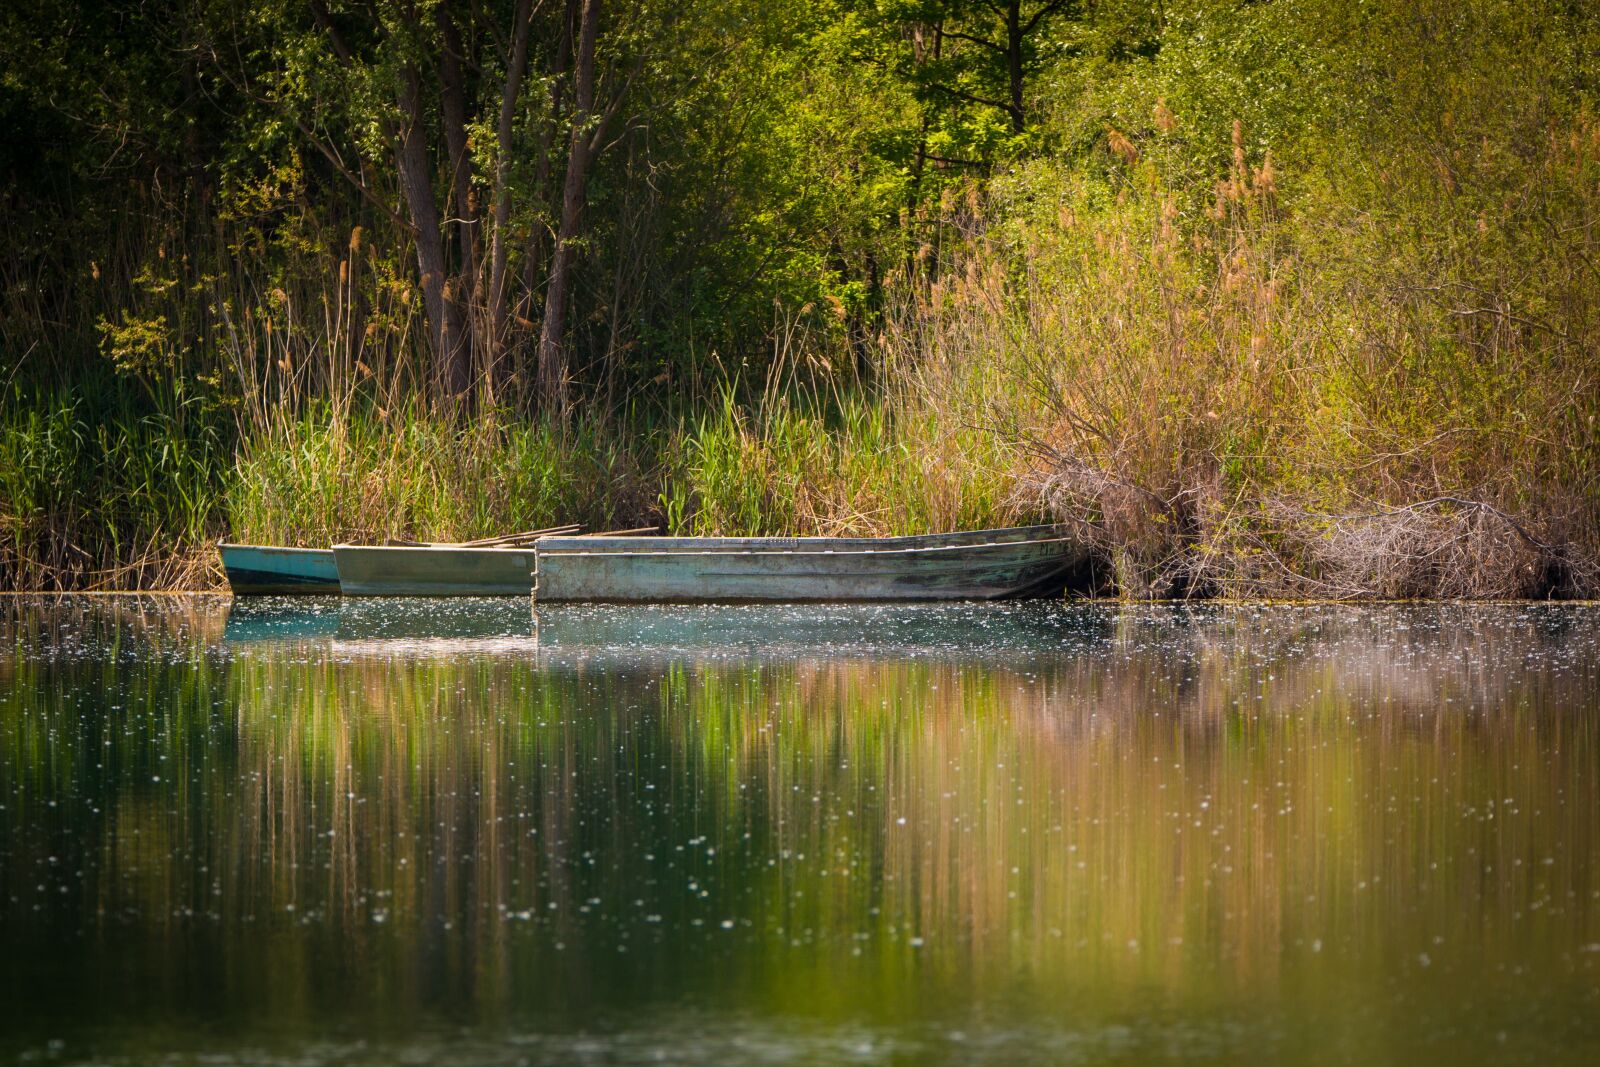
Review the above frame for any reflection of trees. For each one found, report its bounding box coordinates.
[1,599,1597,1023]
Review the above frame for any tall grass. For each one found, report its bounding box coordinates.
[0,381,231,590]
[802,0,1599,600]
[662,386,1020,538]
[228,408,652,546]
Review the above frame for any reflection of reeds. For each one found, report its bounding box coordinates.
[2,600,1597,1019]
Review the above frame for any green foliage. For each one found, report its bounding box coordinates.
[1,0,1597,594]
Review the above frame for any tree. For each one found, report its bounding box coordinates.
[536,0,633,413]
[862,0,1075,167]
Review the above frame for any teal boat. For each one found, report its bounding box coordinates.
[531,526,1086,603]
[219,543,340,595]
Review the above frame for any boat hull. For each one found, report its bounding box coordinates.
[219,544,340,595]
[533,526,1085,603]
[333,544,540,596]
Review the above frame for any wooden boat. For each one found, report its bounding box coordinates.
[333,543,544,596]
[531,525,1085,603]
[331,526,652,596]
[219,543,340,595]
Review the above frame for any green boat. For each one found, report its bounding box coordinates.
[531,526,1086,603]
[219,543,341,595]
[333,543,543,596]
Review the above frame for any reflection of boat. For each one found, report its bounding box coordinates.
[333,544,541,596]
[219,543,340,595]
[532,526,1086,602]
[529,601,1103,661]
[223,596,536,647]
[222,600,344,642]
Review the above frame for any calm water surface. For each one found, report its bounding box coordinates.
[2,597,1598,1065]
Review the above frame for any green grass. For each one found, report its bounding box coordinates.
[227,407,652,547]
[0,383,231,589]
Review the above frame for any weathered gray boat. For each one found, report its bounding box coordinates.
[333,544,543,596]
[219,543,340,595]
[532,525,1085,602]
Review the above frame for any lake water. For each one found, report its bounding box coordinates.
[1,597,1597,1065]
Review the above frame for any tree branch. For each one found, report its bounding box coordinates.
[307,0,355,65]
[925,80,1014,116]
[292,117,418,236]
[941,29,1004,53]
[1023,0,1070,35]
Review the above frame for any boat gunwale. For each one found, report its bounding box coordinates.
[219,543,336,556]
[534,536,1080,560]
[330,544,541,553]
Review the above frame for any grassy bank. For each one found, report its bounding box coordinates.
[3,0,1596,597]
[0,382,231,590]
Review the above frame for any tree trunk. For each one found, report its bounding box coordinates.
[395,63,468,398]
[1006,0,1025,134]
[487,0,537,384]
[536,0,601,412]
[516,0,577,370]
[437,3,478,311]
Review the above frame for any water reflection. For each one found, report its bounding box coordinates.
[1,597,1598,1065]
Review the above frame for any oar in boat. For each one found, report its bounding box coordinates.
[381,524,583,548]
[460,524,583,547]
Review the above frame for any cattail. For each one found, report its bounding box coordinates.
[349,227,363,253]
[1155,98,1176,133]
[1253,150,1276,196]
[339,260,349,284]
[90,261,100,280]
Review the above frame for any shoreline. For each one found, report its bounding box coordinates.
[4,589,1598,606]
